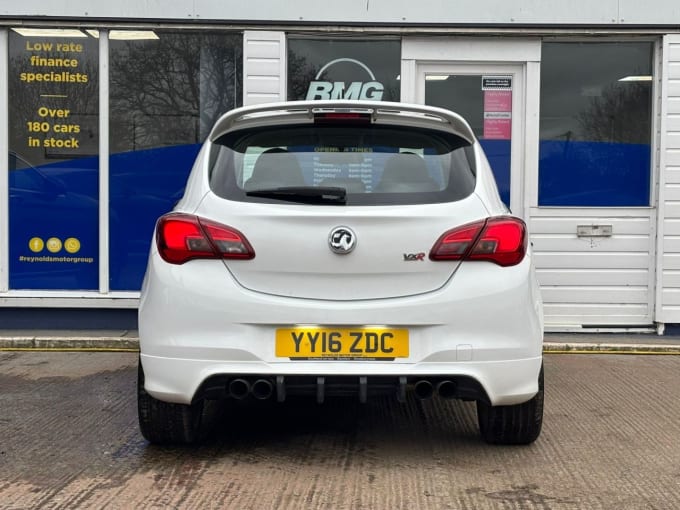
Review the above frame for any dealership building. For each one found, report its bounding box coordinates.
[1,1,680,333]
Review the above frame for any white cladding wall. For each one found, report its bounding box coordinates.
[243,31,286,106]
[5,0,680,25]
[659,35,680,322]
[531,209,654,328]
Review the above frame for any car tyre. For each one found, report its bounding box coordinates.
[137,360,212,445]
[476,365,544,445]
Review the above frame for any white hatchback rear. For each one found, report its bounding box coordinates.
[138,100,544,445]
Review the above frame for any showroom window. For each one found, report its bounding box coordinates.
[287,37,400,102]
[109,31,242,290]
[539,42,654,206]
[8,28,99,290]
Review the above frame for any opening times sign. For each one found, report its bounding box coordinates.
[482,76,512,140]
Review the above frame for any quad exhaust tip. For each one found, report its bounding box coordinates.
[414,379,457,400]
[413,380,434,399]
[436,380,457,399]
[227,378,274,400]
[228,378,251,400]
[252,379,274,400]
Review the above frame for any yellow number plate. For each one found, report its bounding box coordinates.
[275,327,409,360]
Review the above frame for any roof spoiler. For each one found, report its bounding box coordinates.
[208,100,476,144]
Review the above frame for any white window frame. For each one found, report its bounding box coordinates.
[0,28,8,294]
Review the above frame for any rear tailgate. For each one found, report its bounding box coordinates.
[194,193,489,300]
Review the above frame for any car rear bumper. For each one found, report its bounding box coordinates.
[139,252,543,406]
[141,353,542,406]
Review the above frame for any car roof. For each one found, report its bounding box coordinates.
[208,100,476,145]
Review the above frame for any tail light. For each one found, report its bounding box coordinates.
[429,216,527,267]
[156,213,255,265]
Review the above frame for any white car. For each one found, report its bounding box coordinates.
[138,100,544,445]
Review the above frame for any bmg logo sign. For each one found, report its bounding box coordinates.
[306,58,384,101]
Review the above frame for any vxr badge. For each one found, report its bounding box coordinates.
[403,252,426,261]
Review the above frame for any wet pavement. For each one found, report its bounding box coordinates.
[1,352,679,509]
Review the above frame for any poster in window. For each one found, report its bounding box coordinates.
[8,29,99,290]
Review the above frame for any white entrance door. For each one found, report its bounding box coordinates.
[414,63,526,216]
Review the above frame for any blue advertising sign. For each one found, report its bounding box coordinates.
[8,30,99,290]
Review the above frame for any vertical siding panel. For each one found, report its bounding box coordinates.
[660,36,680,323]
[243,31,286,106]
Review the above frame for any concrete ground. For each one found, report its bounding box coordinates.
[1,351,679,509]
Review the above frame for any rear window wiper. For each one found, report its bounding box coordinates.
[245,186,347,205]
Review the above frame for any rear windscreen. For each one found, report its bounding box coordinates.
[209,124,476,205]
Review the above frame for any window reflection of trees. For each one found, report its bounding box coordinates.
[577,82,651,144]
[110,33,242,153]
[287,52,318,101]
